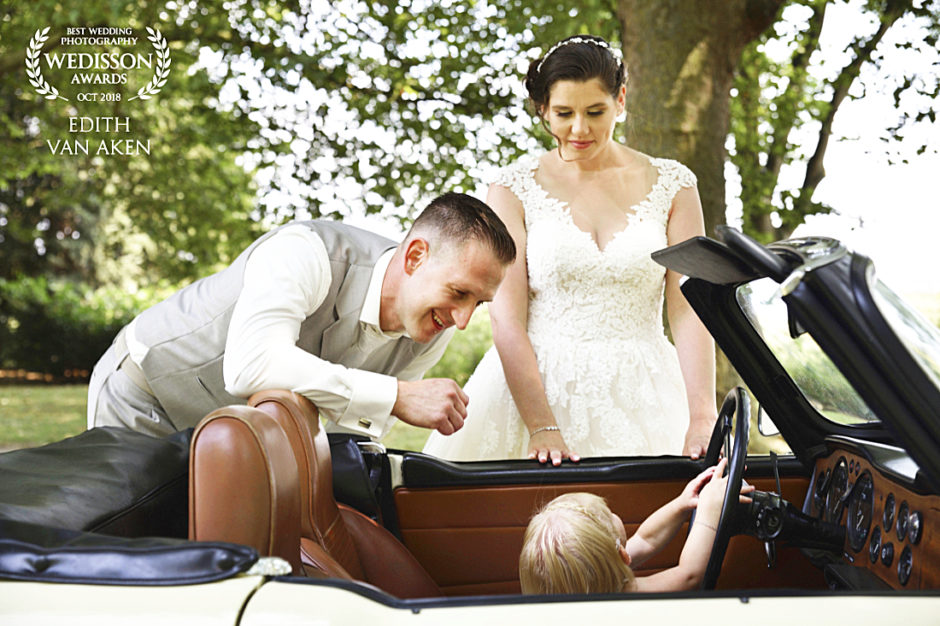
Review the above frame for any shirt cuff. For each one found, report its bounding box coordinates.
[331,369,399,439]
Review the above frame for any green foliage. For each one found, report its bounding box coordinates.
[730,0,828,242]
[729,0,939,242]
[1,0,266,286]
[115,0,623,226]
[777,335,878,424]
[384,420,433,452]
[4,0,939,383]
[5,0,938,279]
[0,275,162,376]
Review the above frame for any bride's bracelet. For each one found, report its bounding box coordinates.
[529,425,560,436]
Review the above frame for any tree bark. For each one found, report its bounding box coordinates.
[616,0,784,236]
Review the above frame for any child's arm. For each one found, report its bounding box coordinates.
[625,465,716,566]
[634,458,753,592]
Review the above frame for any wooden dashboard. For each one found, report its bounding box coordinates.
[805,438,940,589]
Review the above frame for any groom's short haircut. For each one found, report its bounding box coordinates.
[409,192,516,265]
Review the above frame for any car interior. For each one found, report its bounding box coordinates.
[1,229,939,606]
[189,389,825,598]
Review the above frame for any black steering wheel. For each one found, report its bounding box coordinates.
[700,386,750,590]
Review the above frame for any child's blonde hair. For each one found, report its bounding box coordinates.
[519,492,634,594]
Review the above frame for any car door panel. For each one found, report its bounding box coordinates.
[394,455,822,595]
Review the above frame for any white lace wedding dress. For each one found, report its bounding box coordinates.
[423,155,694,460]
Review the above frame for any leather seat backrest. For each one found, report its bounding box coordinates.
[189,405,302,574]
[248,390,366,580]
[247,390,441,598]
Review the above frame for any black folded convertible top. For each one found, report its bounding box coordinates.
[0,426,258,585]
[0,518,257,585]
[0,426,190,537]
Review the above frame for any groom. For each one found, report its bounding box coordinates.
[87,192,515,440]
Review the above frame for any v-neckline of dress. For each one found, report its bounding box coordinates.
[528,158,665,254]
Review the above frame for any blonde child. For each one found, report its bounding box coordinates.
[519,458,750,593]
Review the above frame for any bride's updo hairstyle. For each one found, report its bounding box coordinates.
[525,35,626,115]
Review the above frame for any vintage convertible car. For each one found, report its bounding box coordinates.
[1,226,939,624]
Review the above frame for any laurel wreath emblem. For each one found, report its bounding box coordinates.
[129,27,171,101]
[25,27,67,101]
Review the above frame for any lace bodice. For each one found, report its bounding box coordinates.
[492,155,697,346]
[423,153,696,459]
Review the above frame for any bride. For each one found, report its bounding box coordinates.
[424,35,717,464]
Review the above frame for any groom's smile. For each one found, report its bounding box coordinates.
[431,310,446,331]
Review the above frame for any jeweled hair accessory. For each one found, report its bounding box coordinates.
[536,36,621,73]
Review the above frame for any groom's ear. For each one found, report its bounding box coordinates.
[404,238,429,275]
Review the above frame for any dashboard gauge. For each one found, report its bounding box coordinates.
[847,472,874,552]
[881,541,895,566]
[814,468,831,516]
[897,501,910,542]
[826,457,849,523]
[898,546,913,586]
[883,493,896,530]
[869,526,882,564]
[908,511,923,545]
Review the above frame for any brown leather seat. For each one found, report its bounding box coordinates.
[247,390,442,598]
[189,390,441,598]
[188,404,303,574]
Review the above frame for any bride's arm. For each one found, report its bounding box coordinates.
[485,183,580,466]
[665,185,717,458]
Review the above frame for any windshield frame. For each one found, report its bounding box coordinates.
[868,272,940,393]
[843,255,940,482]
[735,276,881,430]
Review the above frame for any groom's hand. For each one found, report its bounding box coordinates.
[392,378,469,435]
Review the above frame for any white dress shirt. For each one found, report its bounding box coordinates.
[129,225,454,439]
[222,226,453,438]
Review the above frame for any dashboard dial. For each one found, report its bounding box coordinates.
[883,493,896,530]
[826,457,849,523]
[869,526,882,564]
[896,501,910,542]
[908,511,923,545]
[847,472,874,552]
[881,542,894,567]
[898,546,913,586]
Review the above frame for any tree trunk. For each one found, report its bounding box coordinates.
[616,0,783,236]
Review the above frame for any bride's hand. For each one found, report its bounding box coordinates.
[527,430,580,466]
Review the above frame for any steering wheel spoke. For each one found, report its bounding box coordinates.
[701,387,751,590]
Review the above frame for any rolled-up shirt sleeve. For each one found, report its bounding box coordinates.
[222,226,399,438]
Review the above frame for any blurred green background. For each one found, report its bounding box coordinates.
[0,307,495,451]
[4,0,940,456]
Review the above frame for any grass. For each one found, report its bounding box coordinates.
[0,384,431,452]
[0,385,87,450]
